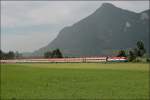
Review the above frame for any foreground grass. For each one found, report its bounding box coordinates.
[0,63,149,99]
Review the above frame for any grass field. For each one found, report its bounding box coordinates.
[0,63,149,99]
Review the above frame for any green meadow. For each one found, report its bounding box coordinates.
[0,63,149,99]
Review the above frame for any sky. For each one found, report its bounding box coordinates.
[1,1,149,52]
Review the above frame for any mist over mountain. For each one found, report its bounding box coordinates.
[33,3,149,57]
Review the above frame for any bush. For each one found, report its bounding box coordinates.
[133,58,141,62]
[117,50,127,57]
[128,50,136,62]
[146,58,150,62]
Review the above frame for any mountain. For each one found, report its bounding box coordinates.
[33,3,149,57]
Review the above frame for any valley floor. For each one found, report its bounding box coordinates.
[0,63,149,99]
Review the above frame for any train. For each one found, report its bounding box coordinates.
[0,57,128,63]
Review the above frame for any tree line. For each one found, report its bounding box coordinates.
[44,49,63,58]
[0,50,22,60]
[44,41,149,62]
[117,40,149,62]
[1,41,149,62]
[0,49,63,60]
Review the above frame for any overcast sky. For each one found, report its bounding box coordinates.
[1,1,149,52]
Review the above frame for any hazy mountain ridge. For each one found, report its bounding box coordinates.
[33,3,149,57]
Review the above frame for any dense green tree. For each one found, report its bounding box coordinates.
[117,50,127,57]
[0,50,3,60]
[136,40,146,57]
[133,48,138,57]
[128,40,147,62]
[0,50,7,60]
[128,50,136,62]
[51,49,63,58]
[44,51,52,58]
[7,51,15,59]
[137,41,144,50]
[0,50,21,60]
[44,49,63,58]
